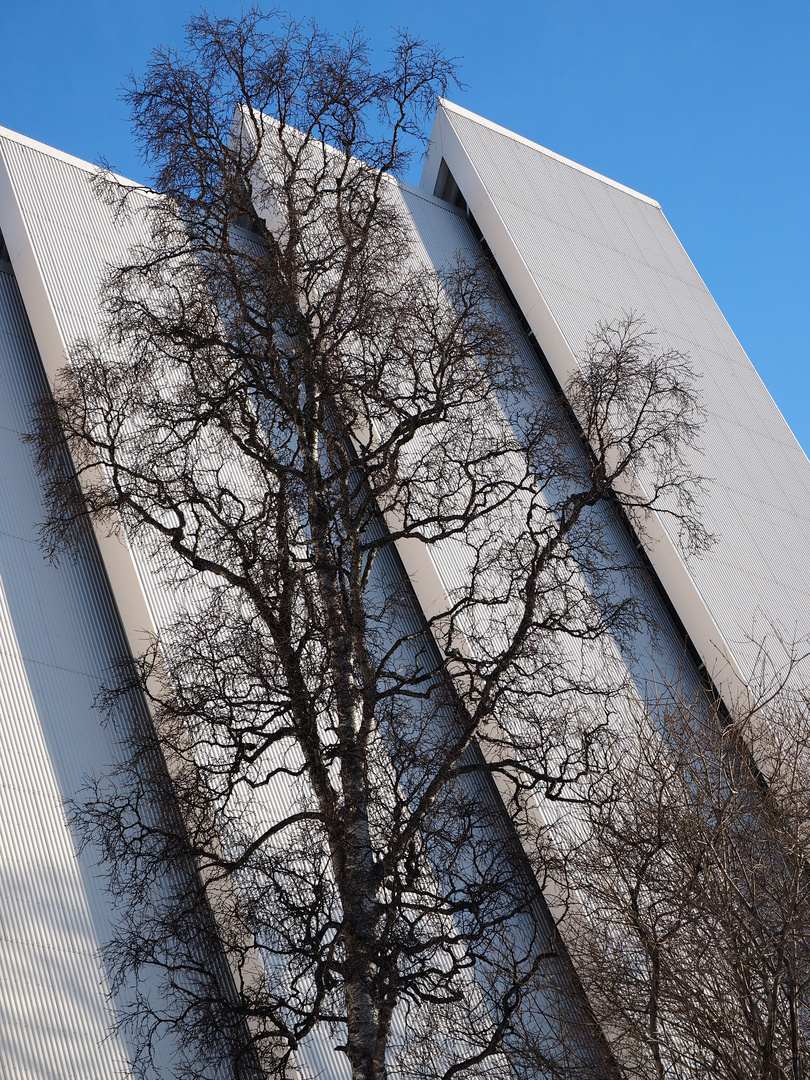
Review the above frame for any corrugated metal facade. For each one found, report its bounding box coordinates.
[0,136,228,1080]
[0,260,139,1077]
[0,102,801,1077]
[422,102,810,684]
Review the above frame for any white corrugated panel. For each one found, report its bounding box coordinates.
[0,164,215,1072]
[399,183,703,699]
[0,269,139,1078]
[432,102,810,682]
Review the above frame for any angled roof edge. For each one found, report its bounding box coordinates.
[436,99,661,209]
[0,123,141,189]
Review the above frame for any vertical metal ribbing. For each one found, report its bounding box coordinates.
[0,266,139,1078]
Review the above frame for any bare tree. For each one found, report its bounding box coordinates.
[29,11,710,1080]
[562,646,810,1080]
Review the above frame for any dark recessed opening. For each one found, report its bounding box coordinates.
[433,159,467,212]
[0,230,13,276]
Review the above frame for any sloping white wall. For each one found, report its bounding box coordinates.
[422,100,810,698]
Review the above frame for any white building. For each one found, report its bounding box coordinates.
[0,100,807,1077]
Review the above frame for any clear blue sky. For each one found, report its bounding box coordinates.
[1,1,808,453]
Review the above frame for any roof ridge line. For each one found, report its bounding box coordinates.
[0,124,140,188]
[438,99,661,209]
